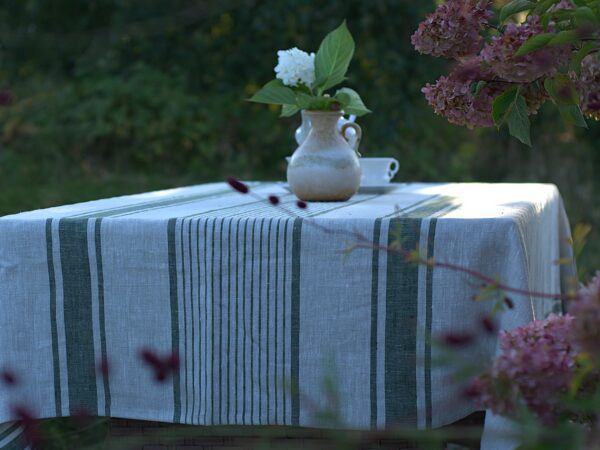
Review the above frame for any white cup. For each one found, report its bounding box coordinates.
[359,157,400,186]
[285,156,399,186]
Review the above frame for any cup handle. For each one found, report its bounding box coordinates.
[388,158,400,181]
[340,122,362,156]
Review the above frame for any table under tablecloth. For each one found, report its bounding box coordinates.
[0,182,574,449]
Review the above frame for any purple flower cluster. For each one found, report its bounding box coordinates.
[471,314,577,424]
[422,71,499,129]
[421,57,547,128]
[570,271,600,355]
[411,0,492,59]
[411,1,577,129]
[576,55,600,120]
[481,16,568,83]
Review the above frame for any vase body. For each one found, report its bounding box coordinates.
[287,111,361,202]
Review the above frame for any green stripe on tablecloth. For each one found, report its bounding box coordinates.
[70,187,236,219]
[425,218,438,428]
[194,220,206,424]
[94,219,111,416]
[370,218,383,429]
[274,219,281,422]
[180,219,189,421]
[46,219,62,416]
[233,219,242,422]
[282,219,289,423]
[58,219,98,414]
[266,218,273,422]
[203,219,210,424]
[0,424,19,443]
[218,218,225,423]
[167,218,181,422]
[249,219,257,423]
[184,220,196,423]
[210,219,217,423]
[380,195,454,219]
[242,219,249,424]
[307,195,379,217]
[290,218,303,426]
[408,197,456,219]
[258,219,265,422]
[385,218,420,426]
[226,218,232,422]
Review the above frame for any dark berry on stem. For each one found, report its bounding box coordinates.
[442,332,474,347]
[226,176,249,194]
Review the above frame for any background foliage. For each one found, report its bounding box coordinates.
[0,0,598,275]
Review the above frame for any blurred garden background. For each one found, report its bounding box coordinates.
[0,0,598,276]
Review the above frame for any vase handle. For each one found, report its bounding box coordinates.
[340,122,362,156]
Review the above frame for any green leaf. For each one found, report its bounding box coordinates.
[334,87,371,116]
[473,80,487,96]
[506,95,532,146]
[548,29,580,45]
[570,42,596,74]
[544,77,557,98]
[547,73,579,104]
[492,87,531,146]
[500,0,534,22]
[514,33,555,56]
[492,86,520,127]
[558,103,588,127]
[575,6,598,24]
[248,79,297,105]
[314,21,355,93]
[296,93,337,110]
[534,0,560,15]
[280,104,300,117]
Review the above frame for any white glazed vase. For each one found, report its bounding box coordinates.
[287,110,362,202]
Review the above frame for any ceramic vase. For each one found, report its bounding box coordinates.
[287,110,362,202]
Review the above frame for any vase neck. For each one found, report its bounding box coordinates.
[304,111,342,130]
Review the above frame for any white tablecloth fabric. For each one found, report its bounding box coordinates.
[0,182,574,449]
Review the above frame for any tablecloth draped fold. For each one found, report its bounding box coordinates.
[0,182,573,449]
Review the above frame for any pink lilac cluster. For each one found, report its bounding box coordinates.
[422,72,500,129]
[570,271,600,354]
[422,58,547,128]
[576,55,600,120]
[411,0,492,59]
[471,314,577,424]
[412,1,575,129]
[481,16,569,83]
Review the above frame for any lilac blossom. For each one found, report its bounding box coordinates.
[422,59,500,129]
[570,271,600,355]
[411,0,492,59]
[576,55,600,120]
[471,314,577,424]
[422,54,548,129]
[481,16,569,83]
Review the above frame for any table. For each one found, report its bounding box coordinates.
[0,182,575,449]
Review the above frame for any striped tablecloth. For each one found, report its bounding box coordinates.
[0,182,574,449]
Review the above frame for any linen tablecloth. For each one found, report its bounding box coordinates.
[0,182,574,449]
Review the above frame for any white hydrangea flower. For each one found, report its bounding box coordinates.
[274,47,316,87]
